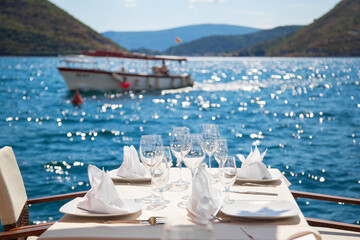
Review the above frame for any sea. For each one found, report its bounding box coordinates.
[0,56,359,227]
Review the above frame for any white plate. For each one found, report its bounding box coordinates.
[221,200,298,220]
[236,168,282,183]
[60,197,143,217]
[108,169,151,183]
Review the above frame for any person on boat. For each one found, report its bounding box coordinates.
[152,66,160,74]
[152,60,169,75]
[160,60,169,75]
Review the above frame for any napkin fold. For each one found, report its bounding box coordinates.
[117,145,150,178]
[236,146,272,180]
[187,167,222,225]
[77,164,129,214]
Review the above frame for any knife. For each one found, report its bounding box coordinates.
[229,190,278,196]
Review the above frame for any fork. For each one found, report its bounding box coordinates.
[103,216,166,225]
[211,214,231,223]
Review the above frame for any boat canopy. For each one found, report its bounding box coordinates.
[62,56,97,64]
[83,50,187,62]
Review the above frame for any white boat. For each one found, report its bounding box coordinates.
[58,50,194,91]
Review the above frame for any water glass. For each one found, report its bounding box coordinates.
[201,124,220,178]
[214,138,228,167]
[139,135,163,203]
[140,135,163,169]
[170,126,191,190]
[183,134,206,177]
[163,146,173,168]
[218,156,237,203]
[152,147,170,207]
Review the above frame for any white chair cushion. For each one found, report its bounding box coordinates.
[27,236,38,240]
[0,146,28,225]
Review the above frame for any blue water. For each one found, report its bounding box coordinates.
[0,57,359,227]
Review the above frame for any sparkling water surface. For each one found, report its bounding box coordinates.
[0,56,359,227]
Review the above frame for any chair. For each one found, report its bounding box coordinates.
[0,146,86,240]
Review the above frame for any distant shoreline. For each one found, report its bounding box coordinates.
[1,54,360,58]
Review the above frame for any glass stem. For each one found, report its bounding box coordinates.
[150,175,156,198]
[208,154,212,169]
[159,188,164,204]
[150,165,156,198]
[179,154,183,183]
[225,187,230,201]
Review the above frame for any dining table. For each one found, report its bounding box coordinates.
[38,167,321,240]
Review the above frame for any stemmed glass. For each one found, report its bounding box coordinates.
[201,124,220,177]
[152,147,170,208]
[170,127,191,191]
[218,156,237,204]
[162,146,173,191]
[183,134,206,177]
[179,134,206,205]
[163,146,173,168]
[214,139,228,167]
[139,135,163,203]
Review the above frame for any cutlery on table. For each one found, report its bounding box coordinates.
[229,190,278,196]
[240,182,278,187]
[103,216,166,225]
[211,215,255,240]
[239,226,256,240]
[211,214,231,223]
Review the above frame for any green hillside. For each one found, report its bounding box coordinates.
[0,0,124,56]
[236,0,360,56]
[164,26,302,56]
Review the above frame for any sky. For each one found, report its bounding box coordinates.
[49,0,342,32]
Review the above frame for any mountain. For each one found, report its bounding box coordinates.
[102,24,260,51]
[0,0,124,56]
[235,0,360,56]
[164,26,303,56]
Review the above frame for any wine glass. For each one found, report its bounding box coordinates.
[163,146,173,168]
[201,124,220,177]
[183,134,206,177]
[170,127,191,191]
[214,139,228,167]
[139,135,163,203]
[160,146,172,191]
[180,134,205,204]
[152,147,170,208]
[218,156,237,204]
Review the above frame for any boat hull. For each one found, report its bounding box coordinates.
[58,67,194,91]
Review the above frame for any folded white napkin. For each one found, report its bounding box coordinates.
[236,146,272,180]
[77,164,129,214]
[117,145,150,178]
[187,167,222,225]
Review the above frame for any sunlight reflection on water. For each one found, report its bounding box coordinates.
[0,56,359,226]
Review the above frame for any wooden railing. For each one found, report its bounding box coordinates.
[291,190,360,233]
[27,191,87,204]
[0,191,87,240]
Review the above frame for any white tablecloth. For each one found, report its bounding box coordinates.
[39,168,321,240]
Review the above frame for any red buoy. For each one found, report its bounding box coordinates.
[72,90,83,105]
[121,81,130,89]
